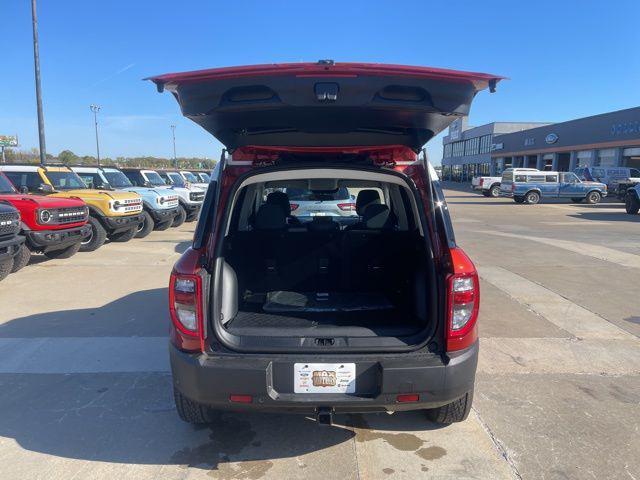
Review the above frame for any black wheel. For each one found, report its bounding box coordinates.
[172,206,187,227]
[571,197,584,203]
[154,220,173,231]
[525,191,540,204]
[425,390,474,424]
[0,258,13,282]
[626,193,640,214]
[174,387,214,424]
[185,212,199,223]
[514,196,525,204]
[489,185,501,197]
[44,242,81,259]
[108,227,137,243]
[80,216,107,252]
[135,210,154,238]
[11,243,31,273]
[585,191,601,205]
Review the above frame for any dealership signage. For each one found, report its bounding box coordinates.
[0,135,18,147]
[545,133,559,144]
[611,121,640,136]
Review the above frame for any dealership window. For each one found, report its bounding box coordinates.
[479,135,492,154]
[452,141,464,157]
[464,137,479,156]
[443,143,452,158]
[597,148,617,167]
[576,150,593,167]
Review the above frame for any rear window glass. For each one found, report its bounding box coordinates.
[527,175,546,182]
[285,187,351,201]
[502,172,513,182]
[545,175,558,182]
[514,175,527,182]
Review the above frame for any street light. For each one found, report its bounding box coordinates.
[31,0,47,166]
[90,104,101,166]
[170,125,177,168]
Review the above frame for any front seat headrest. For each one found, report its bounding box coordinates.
[355,189,381,216]
[363,204,394,229]
[254,204,287,231]
[266,191,292,216]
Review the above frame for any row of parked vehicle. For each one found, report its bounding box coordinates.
[470,166,637,205]
[0,164,210,282]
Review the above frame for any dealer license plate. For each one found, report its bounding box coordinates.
[294,363,356,393]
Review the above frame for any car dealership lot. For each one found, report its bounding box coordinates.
[0,186,638,480]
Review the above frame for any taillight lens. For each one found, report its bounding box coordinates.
[479,178,484,187]
[337,202,356,211]
[446,248,479,352]
[169,272,204,351]
[289,203,299,211]
[511,183,516,192]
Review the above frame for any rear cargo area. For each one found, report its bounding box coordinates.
[223,228,429,339]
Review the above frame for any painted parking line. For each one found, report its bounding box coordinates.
[0,337,169,374]
[478,266,634,340]
[476,230,640,269]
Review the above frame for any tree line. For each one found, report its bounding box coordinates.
[1,148,217,170]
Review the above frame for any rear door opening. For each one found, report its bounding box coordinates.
[210,165,438,353]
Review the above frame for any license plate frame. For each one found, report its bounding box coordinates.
[294,363,356,394]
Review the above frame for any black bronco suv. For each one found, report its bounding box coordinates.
[151,61,502,425]
[0,201,25,281]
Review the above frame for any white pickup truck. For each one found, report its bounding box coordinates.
[471,175,502,197]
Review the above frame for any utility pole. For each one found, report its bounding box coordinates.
[90,104,101,166]
[31,0,47,166]
[170,125,177,168]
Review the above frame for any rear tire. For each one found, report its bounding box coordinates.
[135,211,154,239]
[108,227,137,243]
[585,191,601,205]
[514,196,525,204]
[481,191,490,197]
[172,206,187,227]
[186,212,199,223]
[11,243,31,273]
[44,242,81,259]
[154,220,173,231]
[571,197,584,203]
[0,258,13,282]
[525,191,540,204]
[425,390,474,424]
[626,193,640,214]
[80,216,107,252]
[174,387,214,424]
[489,185,500,197]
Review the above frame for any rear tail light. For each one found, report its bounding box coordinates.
[169,272,204,351]
[289,203,299,211]
[337,202,356,211]
[446,248,479,352]
[479,178,484,187]
[229,394,253,404]
[396,393,419,403]
[511,183,516,192]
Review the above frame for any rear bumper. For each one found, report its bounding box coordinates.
[170,341,478,413]
[150,207,178,222]
[101,213,144,232]
[0,236,25,261]
[25,224,91,251]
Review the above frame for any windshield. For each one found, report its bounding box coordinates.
[0,174,16,194]
[145,171,168,186]
[182,172,198,182]
[103,171,133,188]
[199,173,211,182]
[46,171,87,190]
[167,172,186,187]
[286,187,351,202]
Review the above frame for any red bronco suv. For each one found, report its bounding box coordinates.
[153,62,501,425]
[0,171,90,271]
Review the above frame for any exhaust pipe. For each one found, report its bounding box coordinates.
[316,407,334,426]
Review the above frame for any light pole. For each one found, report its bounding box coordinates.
[90,104,101,166]
[170,125,177,168]
[31,0,47,166]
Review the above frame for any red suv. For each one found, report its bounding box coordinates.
[152,62,501,425]
[0,172,90,271]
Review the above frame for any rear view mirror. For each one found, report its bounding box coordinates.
[19,186,29,194]
[38,184,54,193]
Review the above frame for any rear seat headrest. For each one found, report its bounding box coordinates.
[355,189,381,216]
[254,204,287,230]
[363,204,394,229]
[266,191,292,216]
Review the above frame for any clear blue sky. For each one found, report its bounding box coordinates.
[1,0,639,164]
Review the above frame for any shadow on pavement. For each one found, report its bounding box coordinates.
[569,212,640,222]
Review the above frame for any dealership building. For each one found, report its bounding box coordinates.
[441,107,640,181]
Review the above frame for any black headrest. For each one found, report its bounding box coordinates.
[363,204,394,229]
[355,189,381,216]
[254,204,287,230]
[266,191,291,216]
[307,216,340,232]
